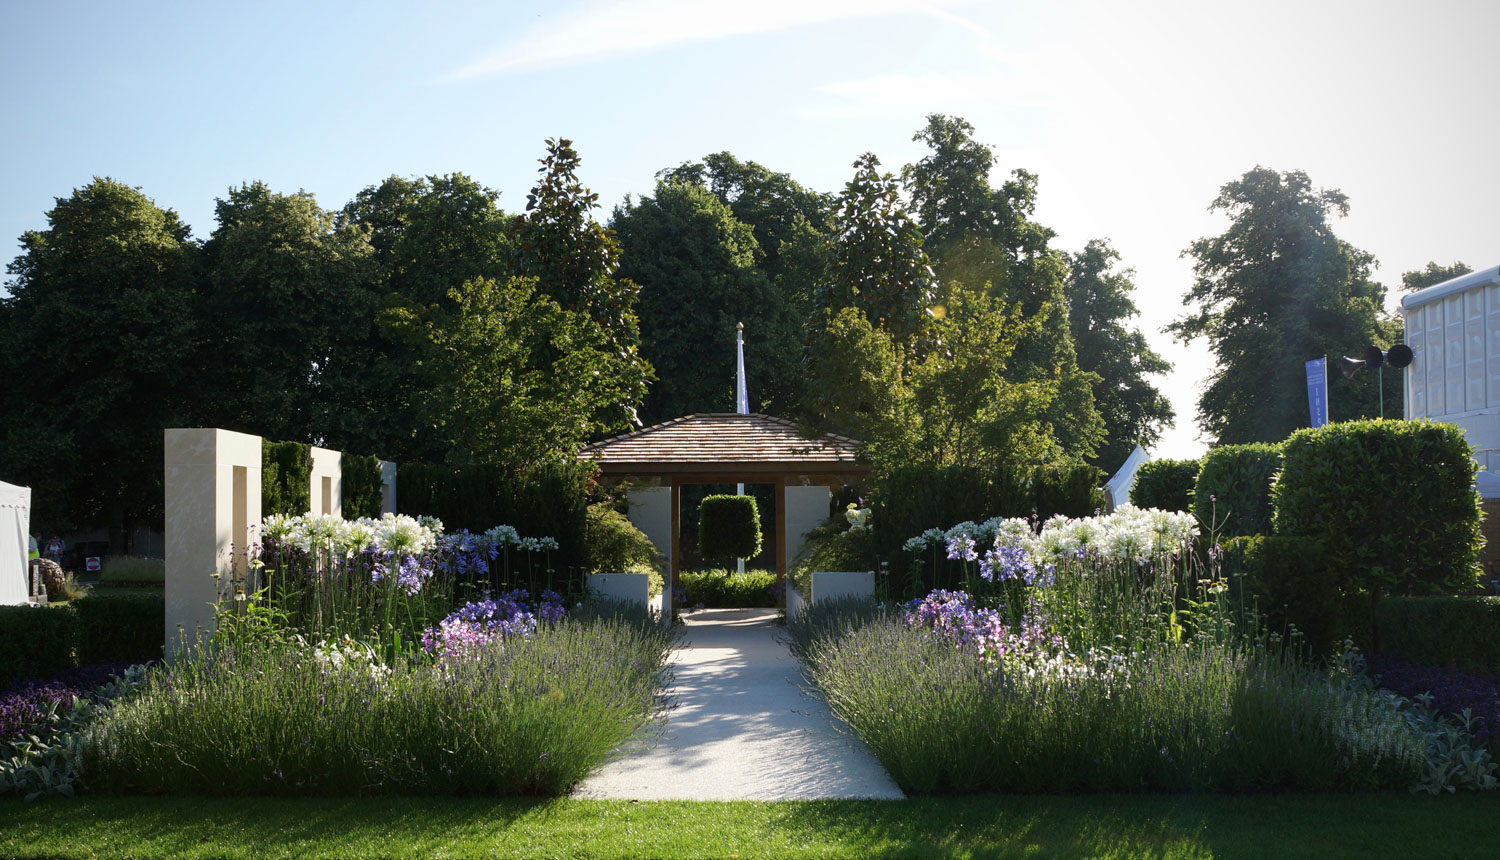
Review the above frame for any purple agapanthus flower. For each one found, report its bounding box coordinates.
[946,535,979,563]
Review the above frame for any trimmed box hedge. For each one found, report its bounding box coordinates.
[397,460,590,578]
[1375,596,1500,674]
[74,591,164,666]
[873,462,1105,563]
[1194,443,1282,538]
[698,495,762,563]
[341,453,384,520]
[0,605,76,687]
[1130,459,1199,512]
[1273,419,1482,599]
[1220,535,1353,654]
[262,440,313,517]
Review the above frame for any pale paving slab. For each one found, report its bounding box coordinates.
[573,608,904,800]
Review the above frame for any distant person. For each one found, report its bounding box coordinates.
[28,534,39,560]
[44,536,62,562]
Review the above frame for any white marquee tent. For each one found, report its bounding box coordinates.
[0,481,31,605]
[1104,445,1150,510]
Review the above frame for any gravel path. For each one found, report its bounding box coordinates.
[573,607,904,800]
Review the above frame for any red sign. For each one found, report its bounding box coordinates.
[85,557,101,572]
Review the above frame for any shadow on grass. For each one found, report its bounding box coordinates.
[1,793,1497,859]
[767,793,1500,859]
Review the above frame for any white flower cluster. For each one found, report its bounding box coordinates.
[901,505,1198,566]
[309,634,391,681]
[902,517,1034,555]
[261,512,440,559]
[1037,505,1198,565]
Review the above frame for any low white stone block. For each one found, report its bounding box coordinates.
[589,572,651,606]
[811,571,875,604]
[785,584,808,621]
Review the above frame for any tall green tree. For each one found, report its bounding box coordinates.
[196,182,378,445]
[903,114,1103,460]
[337,173,512,461]
[1401,260,1472,293]
[0,178,197,546]
[511,138,651,432]
[659,151,831,309]
[417,275,646,464]
[1065,239,1175,469]
[817,152,936,350]
[613,179,802,421]
[802,284,1058,472]
[1171,167,1388,444]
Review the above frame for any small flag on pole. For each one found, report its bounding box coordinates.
[736,322,749,414]
[1305,356,1329,428]
[735,322,750,574]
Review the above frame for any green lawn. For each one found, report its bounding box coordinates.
[0,793,1493,859]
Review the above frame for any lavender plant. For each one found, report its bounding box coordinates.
[83,605,675,797]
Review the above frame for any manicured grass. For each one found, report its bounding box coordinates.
[0,794,1495,858]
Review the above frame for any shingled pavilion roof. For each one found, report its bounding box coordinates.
[579,413,866,477]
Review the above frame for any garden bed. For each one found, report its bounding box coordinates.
[786,507,1498,796]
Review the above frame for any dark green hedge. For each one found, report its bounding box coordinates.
[1375,596,1500,673]
[698,495,763,563]
[1130,459,1199,512]
[1273,419,1482,599]
[1193,443,1282,538]
[873,462,1104,563]
[262,440,312,517]
[0,605,75,687]
[679,569,778,608]
[74,591,164,666]
[1221,535,1352,655]
[397,459,590,577]
[341,453,384,520]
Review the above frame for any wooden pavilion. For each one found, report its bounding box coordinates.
[578,414,868,587]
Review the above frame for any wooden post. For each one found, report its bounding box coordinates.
[775,475,788,584]
[669,479,681,596]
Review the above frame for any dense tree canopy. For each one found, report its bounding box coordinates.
[1171,167,1389,444]
[0,178,197,540]
[1401,260,1472,293]
[903,115,1103,461]
[1065,239,1174,470]
[338,173,513,462]
[196,181,378,445]
[613,178,801,422]
[0,128,1219,543]
[818,152,937,350]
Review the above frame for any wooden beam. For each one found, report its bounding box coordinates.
[669,478,681,597]
[775,475,788,584]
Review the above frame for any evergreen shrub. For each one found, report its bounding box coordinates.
[873,462,1104,565]
[1193,443,1282,537]
[261,441,312,517]
[0,606,74,687]
[1273,420,1482,601]
[74,591,164,666]
[340,453,384,520]
[697,495,762,563]
[1220,535,1347,654]
[679,569,777,608]
[397,460,590,576]
[583,502,665,597]
[1376,596,1500,674]
[1130,459,1199,512]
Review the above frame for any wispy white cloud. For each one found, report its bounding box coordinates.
[445,0,981,80]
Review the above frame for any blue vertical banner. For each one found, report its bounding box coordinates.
[1305,357,1329,428]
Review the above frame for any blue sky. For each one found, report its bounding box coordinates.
[3,0,1497,461]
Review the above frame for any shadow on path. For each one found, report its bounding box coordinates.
[573,608,903,800]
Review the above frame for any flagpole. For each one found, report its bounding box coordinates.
[736,322,747,575]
